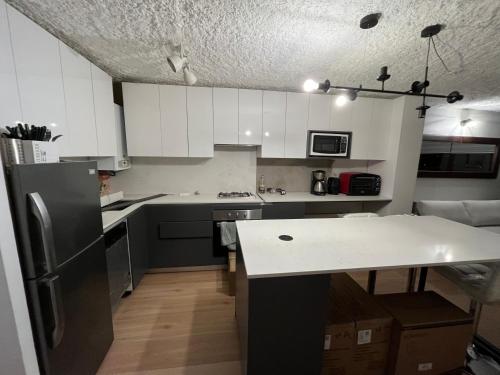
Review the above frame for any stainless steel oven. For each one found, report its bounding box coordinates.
[308,131,352,158]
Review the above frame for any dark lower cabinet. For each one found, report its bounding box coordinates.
[147,204,222,268]
[127,207,149,288]
[262,202,305,219]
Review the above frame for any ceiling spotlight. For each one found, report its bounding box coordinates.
[303,79,319,92]
[167,50,187,73]
[447,91,464,104]
[347,89,358,101]
[360,13,381,29]
[410,80,429,94]
[303,79,331,93]
[183,64,197,85]
[460,118,473,127]
[336,95,348,107]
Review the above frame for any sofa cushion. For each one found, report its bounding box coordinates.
[415,200,472,225]
[463,200,500,227]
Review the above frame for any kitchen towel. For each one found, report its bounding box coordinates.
[220,221,237,251]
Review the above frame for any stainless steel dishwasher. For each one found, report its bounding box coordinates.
[104,222,131,312]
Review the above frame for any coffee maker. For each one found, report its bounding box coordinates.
[311,170,327,195]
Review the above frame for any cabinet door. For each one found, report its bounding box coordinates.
[330,95,353,132]
[0,2,22,126]
[127,208,148,289]
[261,91,286,158]
[186,86,213,157]
[349,97,373,160]
[307,94,330,131]
[367,98,392,160]
[91,64,116,157]
[122,83,162,156]
[239,89,263,145]
[60,42,98,156]
[213,88,238,144]
[7,6,69,155]
[285,92,309,158]
[159,85,188,157]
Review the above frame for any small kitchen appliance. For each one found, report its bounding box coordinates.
[311,170,327,195]
[308,131,351,158]
[339,172,382,196]
[327,177,340,195]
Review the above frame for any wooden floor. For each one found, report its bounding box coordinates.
[98,269,500,374]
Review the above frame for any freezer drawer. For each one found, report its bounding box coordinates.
[27,237,113,375]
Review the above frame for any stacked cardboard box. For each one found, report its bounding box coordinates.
[322,273,393,375]
[376,291,473,375]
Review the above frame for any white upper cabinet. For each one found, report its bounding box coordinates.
[186,87,213,157]
[368,98,393,160]
[307,94,330,131]
[330,95,353,132]
[285,92,309,158]
[7,5,69,154]
[213,88,238,145]
[0,1,22,126]
[91,64,116,156]
[349,97,373,160]
[238,89,262,145]
[59,42,98,156]
[123,83,162,156]
[159,85,188,157]
[261,91,286,158]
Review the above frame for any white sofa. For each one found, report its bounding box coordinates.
[415,200,500,305]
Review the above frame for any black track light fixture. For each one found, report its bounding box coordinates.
[302,18,464,118]
[377,66,391,90]
[447,91,464,104]
[360,13,381,29]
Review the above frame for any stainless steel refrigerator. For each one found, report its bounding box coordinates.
[6,161,113,375]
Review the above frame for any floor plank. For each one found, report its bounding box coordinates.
[99,268,500,374]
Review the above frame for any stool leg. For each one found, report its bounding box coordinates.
[417,267,428,292]
[367,270,377,295]
[469,300,483,336]
[407,268,417,293]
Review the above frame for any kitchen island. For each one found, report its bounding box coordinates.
[235,215,500,375]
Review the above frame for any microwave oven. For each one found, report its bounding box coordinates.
[308,131,351,158]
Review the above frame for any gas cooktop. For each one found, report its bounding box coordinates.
[217,192,256,199]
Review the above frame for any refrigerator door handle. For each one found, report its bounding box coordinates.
[29,192,57,274]
[43,275,65,349]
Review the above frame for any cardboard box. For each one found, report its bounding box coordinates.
[322,273,393,375]
[376,291,473,375]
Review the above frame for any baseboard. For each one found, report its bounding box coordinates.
[147,265,227,273]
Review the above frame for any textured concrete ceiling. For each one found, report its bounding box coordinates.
[6,0,500,110]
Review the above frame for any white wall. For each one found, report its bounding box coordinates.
[415,107,500,201]
[110,146,257,195]
[0,153,39,375]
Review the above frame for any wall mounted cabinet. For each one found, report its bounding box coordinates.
[0,1,22,126]
[307,94,330,131]
[60,42,98,156]
[285,92,309,159]
[239,89,263,145]
[92,65,116,156]
[123,83,162,157]
[186,87,214,157]
[7,5,69,155]
[213,88,238,145]
[159,85,189,157]
[4,3,120,158]
[261,91,286,158]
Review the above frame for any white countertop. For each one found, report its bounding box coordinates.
[258,192,392,203]
[236,215,500,278]
[101,193,263,232]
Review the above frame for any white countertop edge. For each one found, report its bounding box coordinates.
[244,258,500,279]
[257,192,392,203]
